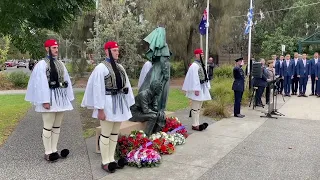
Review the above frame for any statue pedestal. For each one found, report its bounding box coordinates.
[95,111,174,153]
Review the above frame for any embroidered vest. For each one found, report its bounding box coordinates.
[194,61,205,81]
[45,58,65,84]
[102,61,127,90]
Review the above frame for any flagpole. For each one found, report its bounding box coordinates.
[247,0,253,75]
[205,0,209,70]
[200,34,203,50]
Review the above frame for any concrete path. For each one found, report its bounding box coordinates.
[1,81,320,180]
[198,82,320,180]
[0,103,93,180]
[98,82,320,180]
[100,111,267,180]
[85,108,217,180]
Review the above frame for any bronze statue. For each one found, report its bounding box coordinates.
[129,80,166,136]
[138,27,171,111]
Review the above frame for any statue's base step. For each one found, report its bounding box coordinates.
[95,111,175,153]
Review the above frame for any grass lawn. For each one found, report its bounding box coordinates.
[0,94,31,146]
[75,88,189,138]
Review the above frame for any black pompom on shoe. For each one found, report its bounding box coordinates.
[198,124,205,131]
[101,162,117,173]
[60,149,70,158]
[202,123,209,130]
[116,158,127,169]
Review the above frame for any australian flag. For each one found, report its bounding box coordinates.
[199,8,207,35]
[244,8,253,34]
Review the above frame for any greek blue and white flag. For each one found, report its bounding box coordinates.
[244,8,253,34]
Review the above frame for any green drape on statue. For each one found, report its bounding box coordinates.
[139,27,171,111]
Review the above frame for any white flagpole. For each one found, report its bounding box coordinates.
[200,34,203,50]
[205,0,209,70]
[247,0,253,75]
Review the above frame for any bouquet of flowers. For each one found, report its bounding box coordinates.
[152,138,175,155]
[127,142,161,168]
[162,117,188,138]
[172,133,186,145]
[149,131,175,145]
[116,130,151,158]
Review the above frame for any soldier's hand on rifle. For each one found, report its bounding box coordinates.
[316,77,319,81]
[195,91,199,96]
[297,75,300,78]
[98,109,106,121]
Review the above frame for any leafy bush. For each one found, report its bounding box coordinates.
[170,61,185,78]
[8,72,30,88]
[209,77,234,104]
[87,64,95,72]
[213,64,233,78]
[0,73,13,90]
[203,100,231,119]
[203,74,250,119]
[129,78,138,87]
[65,63,73,74]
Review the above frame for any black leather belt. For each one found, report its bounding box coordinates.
[105,87,129,95]
[49,81,68,88]
[200,80,208,84]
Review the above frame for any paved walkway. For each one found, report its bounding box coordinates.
[0,102,93,180]
[1,81,320,180]
[101,82,320,180]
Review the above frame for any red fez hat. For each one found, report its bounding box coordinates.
[104,41,119,50]
[194,48,203,55]
[44,39,58,47]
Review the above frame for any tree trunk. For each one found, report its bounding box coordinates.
[185,25,194,74]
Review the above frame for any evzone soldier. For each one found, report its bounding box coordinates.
[291,52,300,95]
[182,48,210,131]
[310,52,319,96]
[25,39,74,161]
[81,41,135,173]
[297,53,310,97]
[232,57,245,118]
[137,60,152,90]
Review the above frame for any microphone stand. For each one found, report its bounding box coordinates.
[270,74,285,117]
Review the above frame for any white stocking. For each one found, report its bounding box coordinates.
[51,112,64,153]
[191,100,203,126]
[100,120,114,165]
[109,122,121,162]
[42,112,55,155]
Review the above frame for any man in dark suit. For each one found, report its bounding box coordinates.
[253,59,268,107]
[232,57,245,118]
[315,60,320,97]
[291,52,300,95]
[297,53,311,97]
[281,54,294,96]
[310,52,319,96]
[275,55,284,94]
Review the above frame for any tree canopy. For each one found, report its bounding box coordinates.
[0,0,95,59]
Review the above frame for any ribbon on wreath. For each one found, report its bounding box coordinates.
[133,141,153,161]
[167,126,185,134]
